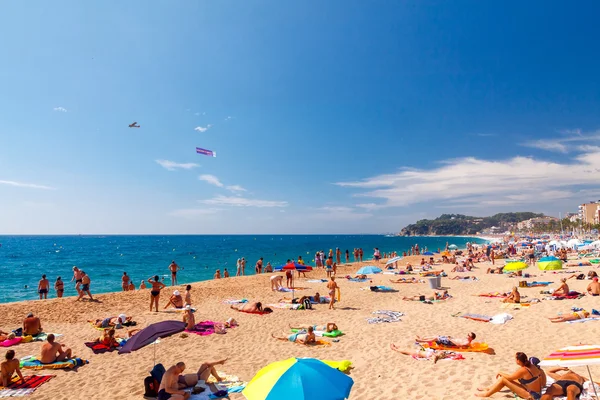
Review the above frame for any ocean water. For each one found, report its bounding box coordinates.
[0,235,486,303]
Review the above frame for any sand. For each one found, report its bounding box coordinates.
[1,258,599,400]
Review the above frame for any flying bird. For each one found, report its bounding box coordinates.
[129,122,140,128]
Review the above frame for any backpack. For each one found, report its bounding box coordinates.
[302,298,312,310]
[143,376,159,398]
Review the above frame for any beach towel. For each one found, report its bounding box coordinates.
[411,350,465,362]
[477,293,508,298]
[276,287,293,292]
[222,299,247,304]
[367,310,404,324]
[389,279,425,284]
[0,337,22,347]
[490,313,513,324]
[84,340,123,354]
[291,329,344,338]
[185,321,231,336]
[347,278,368,282]
[266,303,301,310]
[552,291,584,300]
[422,342,489,352]
[206,371,247,397]
[526,281,553,287]
[0,375,55,397]
[322,360,353,372]
[10,330,61,343]
[369,286,398,292]
[306,279,327,283]
[164,307,195,313]
[20,356,87,370]
[460,313,492,322]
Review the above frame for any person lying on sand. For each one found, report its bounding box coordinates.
[164,290,184,309]
[507,271,525,278]
[176,359,228,389]
[183,306,195,330]
[502,287,521,303]
[553,278,570,296]
[0,331,13,342]
[40,334,72,364]
[289,323,338,333]
[91,314,130,329]
[230,302,272,313]
[23,313,43,336]
[272,326,316,345]
[587,277,600,296]
[390,277,421,283]
[541,366,590,399]
[403,290,451,301]
[350,274,368,280]
[475,352,545,399]
[415,332,475,348]
[390,343,456,364]
[450,276,477,280]
[420,270,444,277]
[1,350,24,387]
[548,310,589,323]
[487,267,504,274]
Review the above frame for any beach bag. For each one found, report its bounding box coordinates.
[302,298,312,310]
[519,281,527,288]
[143,376,159,398]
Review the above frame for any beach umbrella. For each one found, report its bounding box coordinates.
[502,261,528,272]
[356,266,382,275]
[537,256,563,271]
[539,345,600,399]
[422,251,435,256]
[385,256,402,265]
[448,244,458,250]
[242,357,354,400]
[118,321,186,355]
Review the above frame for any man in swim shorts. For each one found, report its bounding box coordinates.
[1,350,24,387]
[415,332,476,348]
[40,334,72,364]
[23,313,43,336]
[541,366,586,400]
[77,271,93,301]
[37,275,49,300]
[587,277,600,296]
[169,261,180,286]
[71,266,83,294]
[158,362,190,400]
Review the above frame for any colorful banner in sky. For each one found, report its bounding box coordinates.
[196,147,216,157]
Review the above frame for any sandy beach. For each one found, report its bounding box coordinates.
[1,256,599,400]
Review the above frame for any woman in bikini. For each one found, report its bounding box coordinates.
[502,287,521,304]
[541,367,588,399]
[548,310,589,323]
[289,323,338,333]
[475,352,546,399]
[55,277,64,298]
[272,326,316,345]
[147,275,166,312]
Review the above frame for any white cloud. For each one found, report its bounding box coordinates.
[224,116,233,121]
[0,180,55,190]
[199,195,288,208]
[53,107,67,112]
[316,206,354,213]
[199,174,223,187]
[520,139,568,153]
[169,208,221,218]
[194,124,212,132]
[335,149,600,208]
[156,160,199,171]
[226,185,246,192]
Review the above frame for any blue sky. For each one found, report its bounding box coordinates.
[2,1,600,234]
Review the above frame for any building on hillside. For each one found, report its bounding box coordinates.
[565,212,581,223]
[578,202,600,224]
[517,216,559,230]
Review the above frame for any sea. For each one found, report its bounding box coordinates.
[0,235,487,304]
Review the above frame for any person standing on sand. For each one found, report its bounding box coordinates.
[148,275,166,312]
[345,249,349,263]
[122,272,130,291]
[54,277,64,298]
[297,256,307,278]
[255,258,264,274]
[169,261,181,286]
[71,266,83,295]
[327,277,338,310]
[223,268,230,278]
[38,275,49,300]
[241,257,246,276]
[336,248,341,264]
[77,271,93,301]
[326,256,333,278]
[236,259,241,276]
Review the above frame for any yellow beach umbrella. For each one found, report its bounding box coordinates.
[502,261,528,272]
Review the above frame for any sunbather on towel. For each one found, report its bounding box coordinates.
[290,323,338,333]
[0,330,11,342]
[502,287,521,304]
[486,267,504,274]
[403,290,451,301]
[390,343,457,364]
[475,352,545,399]
[272,326,316,345]
[40,334,72,364]
[91,314,130,329]
[1,350,24,387]
[450,276,477,280]
[548,310,589,323]
[415,332,476,348]
[98,328,119,348]
[23,313,43,336]
[553,278,570,296]
[541,366,592,399]
[176,358,227,388]
[390,277,420,283]
[230,302,272,313]
[158,362,190,400]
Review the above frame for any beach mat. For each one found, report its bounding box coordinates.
[266,303,301,310]
[20,356,87,370]
[84,340,124,354]
[222,299,247,304]
[460,313,492,322]
[422,342,489,353]
[367,310,403,324]
[0,375,55,397]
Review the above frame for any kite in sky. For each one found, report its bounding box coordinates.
[129,122,140,128]
[196,147,216,157]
